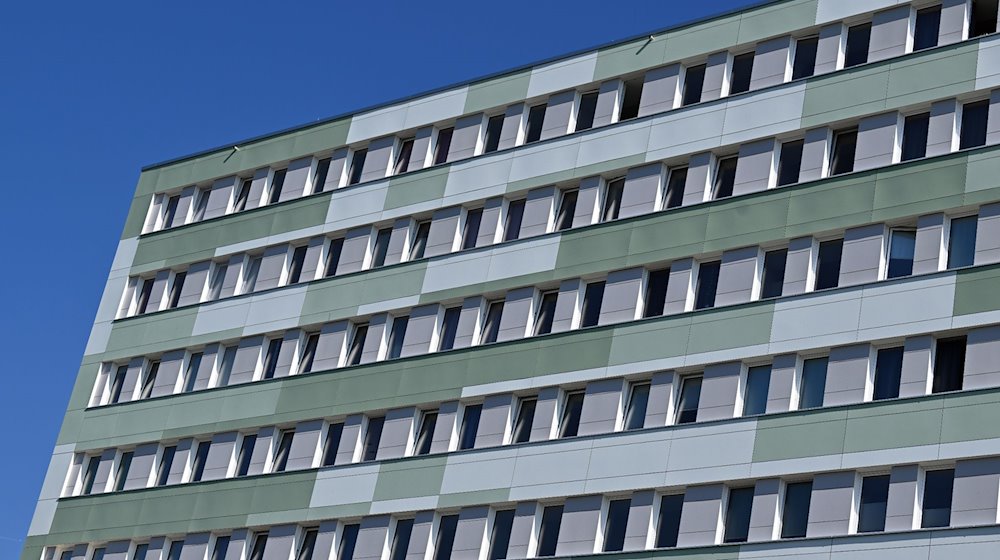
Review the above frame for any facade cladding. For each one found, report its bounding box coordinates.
[26,0,1000,558]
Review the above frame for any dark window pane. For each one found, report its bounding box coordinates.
[348,150,366,185]
[288,246,307,284]
[525,105,546,144]
[237,435,256,475]
[914,6,941,50]
[578,281,605,329]
[873,346,904,400]
[723,487,755,543]
[261,339,282,380]
[484,115,504,154]
[604,498,631,552]
[167,272,185,308]
[503,199,526,241]
[362,417,384,462]
[433,128,453,165]
[858,474,890,532]
[830,129,858,175]
[458,404,482,450]
[113,452,132,491]
[371,228,392,268]
[729,53,754,94]
[619,78,644,120]
[815,239,843,290]
[792,37,818,80]
[559,391,585,438]
[512,398,537,444]
[389,520,412,560]
[778,140,804,186]
[948,215,978,269]
[347,325,367,366]
[922,469,955,528]
[536,505,563,557]
[409,221,431,260]
[624,383,651,430]
[960,100,989,149]
[534,291,558,335]
[234,179,252,212]
[644,268,670,318]
[845,23,871,68]
[433,515,459,560]
[713,157,738,199]
[887,229,916,278]
[414,412,437,456]
[655,494,684,548]
[664,168,687,209]
[933,336,966,393]
[156,446,175,486]
[695,261,721,310]
[761,249,787,299]
[386,316,408,360]
[555,190,578,231]
[461,208,483,250]
[488,510,516,560]
[324,238,344,277]
[268,168,287,204]
[321,424,342,467]
[481,301,504,344]
[438,307,461,351]
[249,534,268,560]
[272,431,293,473]
[602,178,625,221]
[683,65,706,106]
[902,113,930,161]
[338,524,359,560]
[743,365,771,416]
[212,536,231,560]
[313,158,331,194]
[799,357,828,409]
[393,139,414,175]
[781,482,812,538]
[676,377,702,424]
[192,441,211,479]
[576,91,599,131]
[971,0,999,37]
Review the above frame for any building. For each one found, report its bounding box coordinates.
[23,0,1000,558]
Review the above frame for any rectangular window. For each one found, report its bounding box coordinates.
[554,189,578,231]
[389,519,413,560]
[386,315,408,360]
[313,158,331,194]
[559,391,585,438]
[575,91,599,131]
[481,301,504,344]
[249,534,268,560]
[162,195,180,229]
[393,138,414,175]
[534,291,558,335]
[761,249,787,299]
[777,140,804,186]
[243,256,262,293]
[512,397,537,444]
[887,228,916,278]
[972,0,999,36]
[461,208,483,250]
[261,338,282,380]
[299,334,319,374]
[272,430,293,473]
[922,469,956,528]
[960,100,990,149]
[933,336,967,393]
[208,264,227,300]
[948,215,978,269]
[236,435,256,476]
[713,156,738,199]
[792,37,818,80]
[902,113,930,161]
[347,324,368,366]
[414,412,437,456]
[780,481,812,538]
[676,376,702,424]
[664,167,687,209]
[799,357,829,409]
[815,238,844,290]
[536,505,564,557]
[182,352,202,393]
[409,221,431,261]
[233,178,253,212]
[139,361,159,400]
[723,487,755,543]
[525,104,546,144]
[830,129,858,175]
[347,149,367,185]
[167,272,186,309]
[619,77,643,121]
[362,416,384,462]
[580,281,606,327]
[845,23,872,68]
[488,509,516,560]
[156,446,176,486]
[433,514,459,560]
[324,238,344,278]
[743,365,772,416]
[458,404,482,450]
[135,278,155,315]
[438,307,461,351]
[643,268,670,318]
[483,115,504,154]
[108,364,129,404]
[113,451,133,491]
[193,190,210,220]
[602,177,625,222]
[81,455,101,494]
[695,261,721,310]
[873,346,904,400]
[603,498,632,552]
[503,199,526,242]
[729,52,754,95]
[212,536,231,560]
[267,168,287,204]
[914,5,942,50]
[167,542,184,560]
[433,128,453,165]
[682,64,706,106]
[624,382,651,430]
[655,494,684,548]
[337,524,359,560]
[857,474,890,532]
[297,529,319,560]
[371,227,392,268]
[321,424,342,467]
[288,245,308,284]
[191,440,211,480]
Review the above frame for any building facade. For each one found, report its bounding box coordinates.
[24,0,1000,558]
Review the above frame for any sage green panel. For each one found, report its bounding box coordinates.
[953,264,1000,316]
[556,220,638,275]
[19,543,43,560]
[464,71,531,114]
[940,389,1000,442]
[842,398,944,453]
[753,408,849,462]
[686,303,774,355]
[609,317,694,365]
[122,192,152,241]
[131,194,331,271]
[662,13,743,62]
[593,37,669,82]
[531,329,615,376]
[384,166,450,211]
[736,0,818,45]
[871,155,968,221]
[883,41,978,108]
[505,154,648,194]
[964,148,1000,198]
[300,262,428,326]
[801,66,891,128]
[784,173,877,238]
[102,309,200,358]
[700,195,791,254]
[373,456,447,501]
[624,210,711,267]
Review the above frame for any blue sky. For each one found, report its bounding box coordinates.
[0,0,754,554]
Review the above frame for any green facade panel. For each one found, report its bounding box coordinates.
[662,14,744,63]
[373,456,447,501]
[464,71,532,114]
[953,265,1000,316]
[735,0,817,44]
[384,165,450,210]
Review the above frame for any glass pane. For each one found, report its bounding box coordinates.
[603,498,632,552]
[901,113,930,161]
[844,23,871,68]
[643,268,670,317]
[792,37,818,80]
[536,505,563,557]
[488,510,516,560]
[458,404,482,450]
[534,292,558,335]
[576,91,599,131]
[921,469,955,528]
[581,282,605,327]
[559,392,585,438]
[655,494,684,548]
[777,140,804,186]
[914,6,941,50]
[761,249,787,298]
[512,398,537,444]
[799,357,828,409]
[887,229,916,278]
[389,519,413,560]
[729,53,754,95]
[873,347,904,400]
[932,336,967,393]
[713,157,738,199]
[780,481,812,538]
[676,377,702,424]
[815,239,843,290]
[484,115,504,153]
[525,105,546,144]
[555,190,578,231]
[695,261,720,309]
[948,215,978,269]
[362,417,384,462]
[858,474,890,532]
[414,412,437,456]
[624,383,651,430]
[503,199,526,242]
[960,101,989,149]
[682,65,706,106]
[461,208,483,250]
[664,168,687,209]
[830,130,858,175]
[743,365,772,416]
[723,487,755,543]
[438,307,461,351]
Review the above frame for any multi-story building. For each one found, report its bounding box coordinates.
[23,0,1000,558]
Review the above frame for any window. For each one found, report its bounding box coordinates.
[321,424,343,467]
[261,338,283,380]
[267,168,287,204]
[815,238,844,290]
[512,397,537,444]
[167,272,186,308]
[624,382,651,431]
[682,64,706,106]
[575,91,599,131]
[664,167,687,209]
[761,249,787,299]
[461,208,483,250]
[792,37,819,79]
[135,278,155,315]
[901,113,930,162]
[729,52,754,95]
[481,300,504,344]
[162,195,180,229]
[393,138,414,175]
[830,129,858,175]
[297,529,319,560]
[777,140,804,186]
[433,128,453,165]
[655,494,684,548]
[933,336,966,393]
[483,115,504,154]
[857,474,890,532]
[525,104,546,144]
[580,281,605,327]
[743,365,772,416]
[236,435,256,475]
[212,536,231,560]
[488,509,516,560]
[554,189,578,231]
[249,533,268,560]
[960,100,989,149]
[911,5,942,51]
[167,542,184,560]
[389,519,413,560]
[534,291,558,335]
[845,23,871,68]
[433,514,459,560]
[675,376,702,424]
[337,524,359,560]
[386,315,408,360]
[191,440,211,480]
[713,156,738,199]
[324,238,344,277]
[603,498,631,552]
[347,150,366,185]
[81,455,101,494]
[602,177,625,221]
[780,481,812,538]
[113,451,133,491]
[108,365,129,404]
[139,361,159,400]
[438,307,461,351]
[643,268,670,318]
[233,178,253,212]
[559,391,585,438]
[272,430,293,473]
[208,264,227,300]
[288,245,308,284]
[887,228,916,278]
[694,261,721,310]
[536,505,564,557]
[619,77,643,120]
[723,487,754,543]
[414,412,437,455]
[408,221,430,261]
[371,227,392,268]
[922,469,955,528]
[458,404,482,450]
[503,199,526,241]
[182,352,202,393]
[313,158,331,194]
[799,357,829,409]
[971,0,999,37]
[873,346,904,400]
[157,446,175,486]
[947,215,978,269]
[362,416,384,462]
[299,334,319,374]
[347,324,368,366]
[243,256,262,293]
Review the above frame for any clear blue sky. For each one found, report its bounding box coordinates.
[0,0,754,554]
